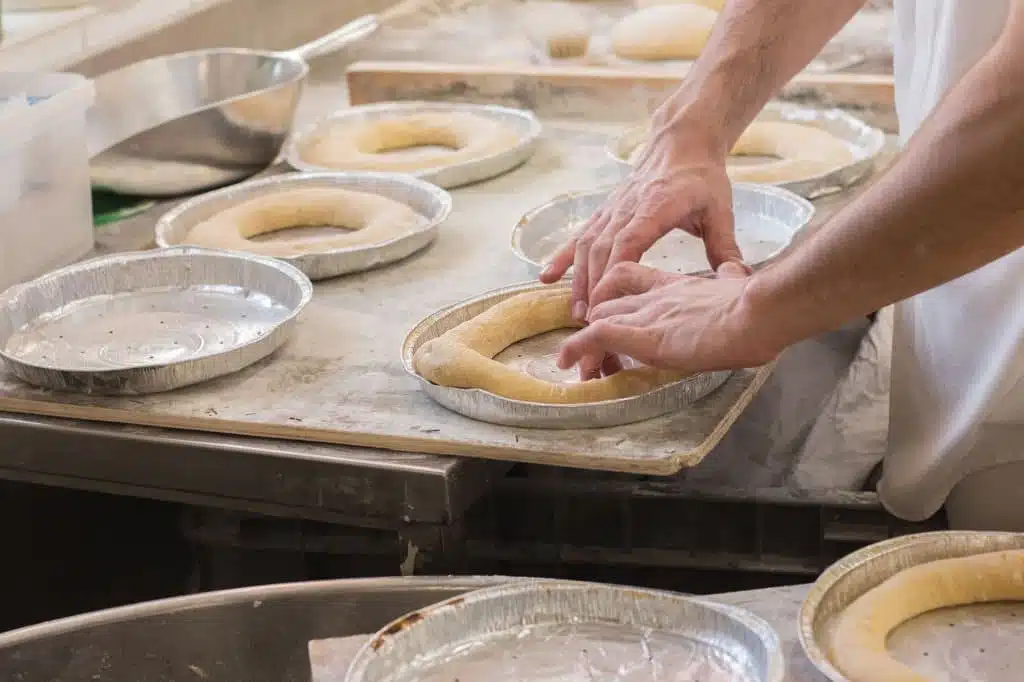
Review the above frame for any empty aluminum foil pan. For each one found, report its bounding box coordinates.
[512,182,814,277]
[608,102,886,199]
[346,579,785,682]
[0,246,312,394]
[155,171,452,281]
[402,280,731,429]
[285,101,543,189]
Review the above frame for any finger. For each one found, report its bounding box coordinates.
[540,237,577,283]
[588,262,664,313]
[586,235,616,304]
[601,353,624,377]
[570,234,592,321]
[716,260,752,279]
[558,319,652,371]
[701,196,741,270]
[585,197,638,300]
[576,351,605,381]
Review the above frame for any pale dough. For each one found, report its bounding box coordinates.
[298,112,522,173]
[182,187,425,258]
[610,4,719,61]
[413,288,688,404]
[626,120,855,183]
[830,549,1024,682]
[635,0,725,10]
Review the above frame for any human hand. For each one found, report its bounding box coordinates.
[538,128,739,324]
[558,261,781,377]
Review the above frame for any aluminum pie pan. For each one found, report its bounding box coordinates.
[285,101,543,189]
[512,182,814,277]
[401,280,731,429]
[608,102,886,200]
[346,579,785,682]
[155,171,452,281]
[0,246,312,395]
[799,530,1024,682]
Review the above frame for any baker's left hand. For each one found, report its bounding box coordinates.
[558,260,780,376]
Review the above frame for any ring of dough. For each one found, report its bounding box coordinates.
[182,187,425,258]
[412,288,688,404]
[627,121,855,183]
[298,112,522,173]
[830,549,1024,682]
[610,4,719,61]
[635,0,726,10]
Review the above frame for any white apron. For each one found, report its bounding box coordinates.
[796,0,1023,521]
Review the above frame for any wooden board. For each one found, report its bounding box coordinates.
[0,122,774,476]
[346,61,897,131]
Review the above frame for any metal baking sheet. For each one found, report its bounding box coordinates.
[346,579,785,682]
[608,102,886,200]
[155,172,452,281]
[512,182,814,276]
[799,530,1024,682]
[0,246,312,395]
[285,101,543,189]
[402,280,731,429]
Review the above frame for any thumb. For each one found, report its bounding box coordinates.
[716,259,752,279]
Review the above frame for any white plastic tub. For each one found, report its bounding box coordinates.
[0,72,96,294]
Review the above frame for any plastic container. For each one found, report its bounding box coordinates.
[0,72,96,295]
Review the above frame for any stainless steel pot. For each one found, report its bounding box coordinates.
[0,576,511,682]
[87,16,378,197]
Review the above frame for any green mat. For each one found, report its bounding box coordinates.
[92,189,157,227]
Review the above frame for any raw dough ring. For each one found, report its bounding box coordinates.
[627,121,855,183]
[830,549,1024,682]
[299,112,522,173]
[182,187,425,258]
[412,288,688,404]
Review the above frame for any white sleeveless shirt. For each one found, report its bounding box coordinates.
[879,0,1024,520]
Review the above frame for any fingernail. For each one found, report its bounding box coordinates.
[573,301,587,321]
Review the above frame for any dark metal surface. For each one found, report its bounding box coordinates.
[0,414,502,525]
[0,193,506,525]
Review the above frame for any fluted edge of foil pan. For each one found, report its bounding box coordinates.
[798,530,1024,682]
[346,578,785,682]
[511,182,814,277]
[284,101,543,189]
[401,280,731,429]
[607,102,886,200]
[155,171,453,281]
[0,246,313,395]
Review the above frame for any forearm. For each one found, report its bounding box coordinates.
[653,0,866,152]
[747,21,1024,351]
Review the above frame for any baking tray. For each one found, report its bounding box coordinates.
[346,579,785,682]
[608,102,886,200]
[511,182,814,276]
[0,246,312,395]
[155,172,452,281]
[799,530,1024,682]
[402,280,731,429]
[285,101,543,189]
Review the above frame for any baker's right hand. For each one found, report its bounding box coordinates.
[538,129,740,321]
